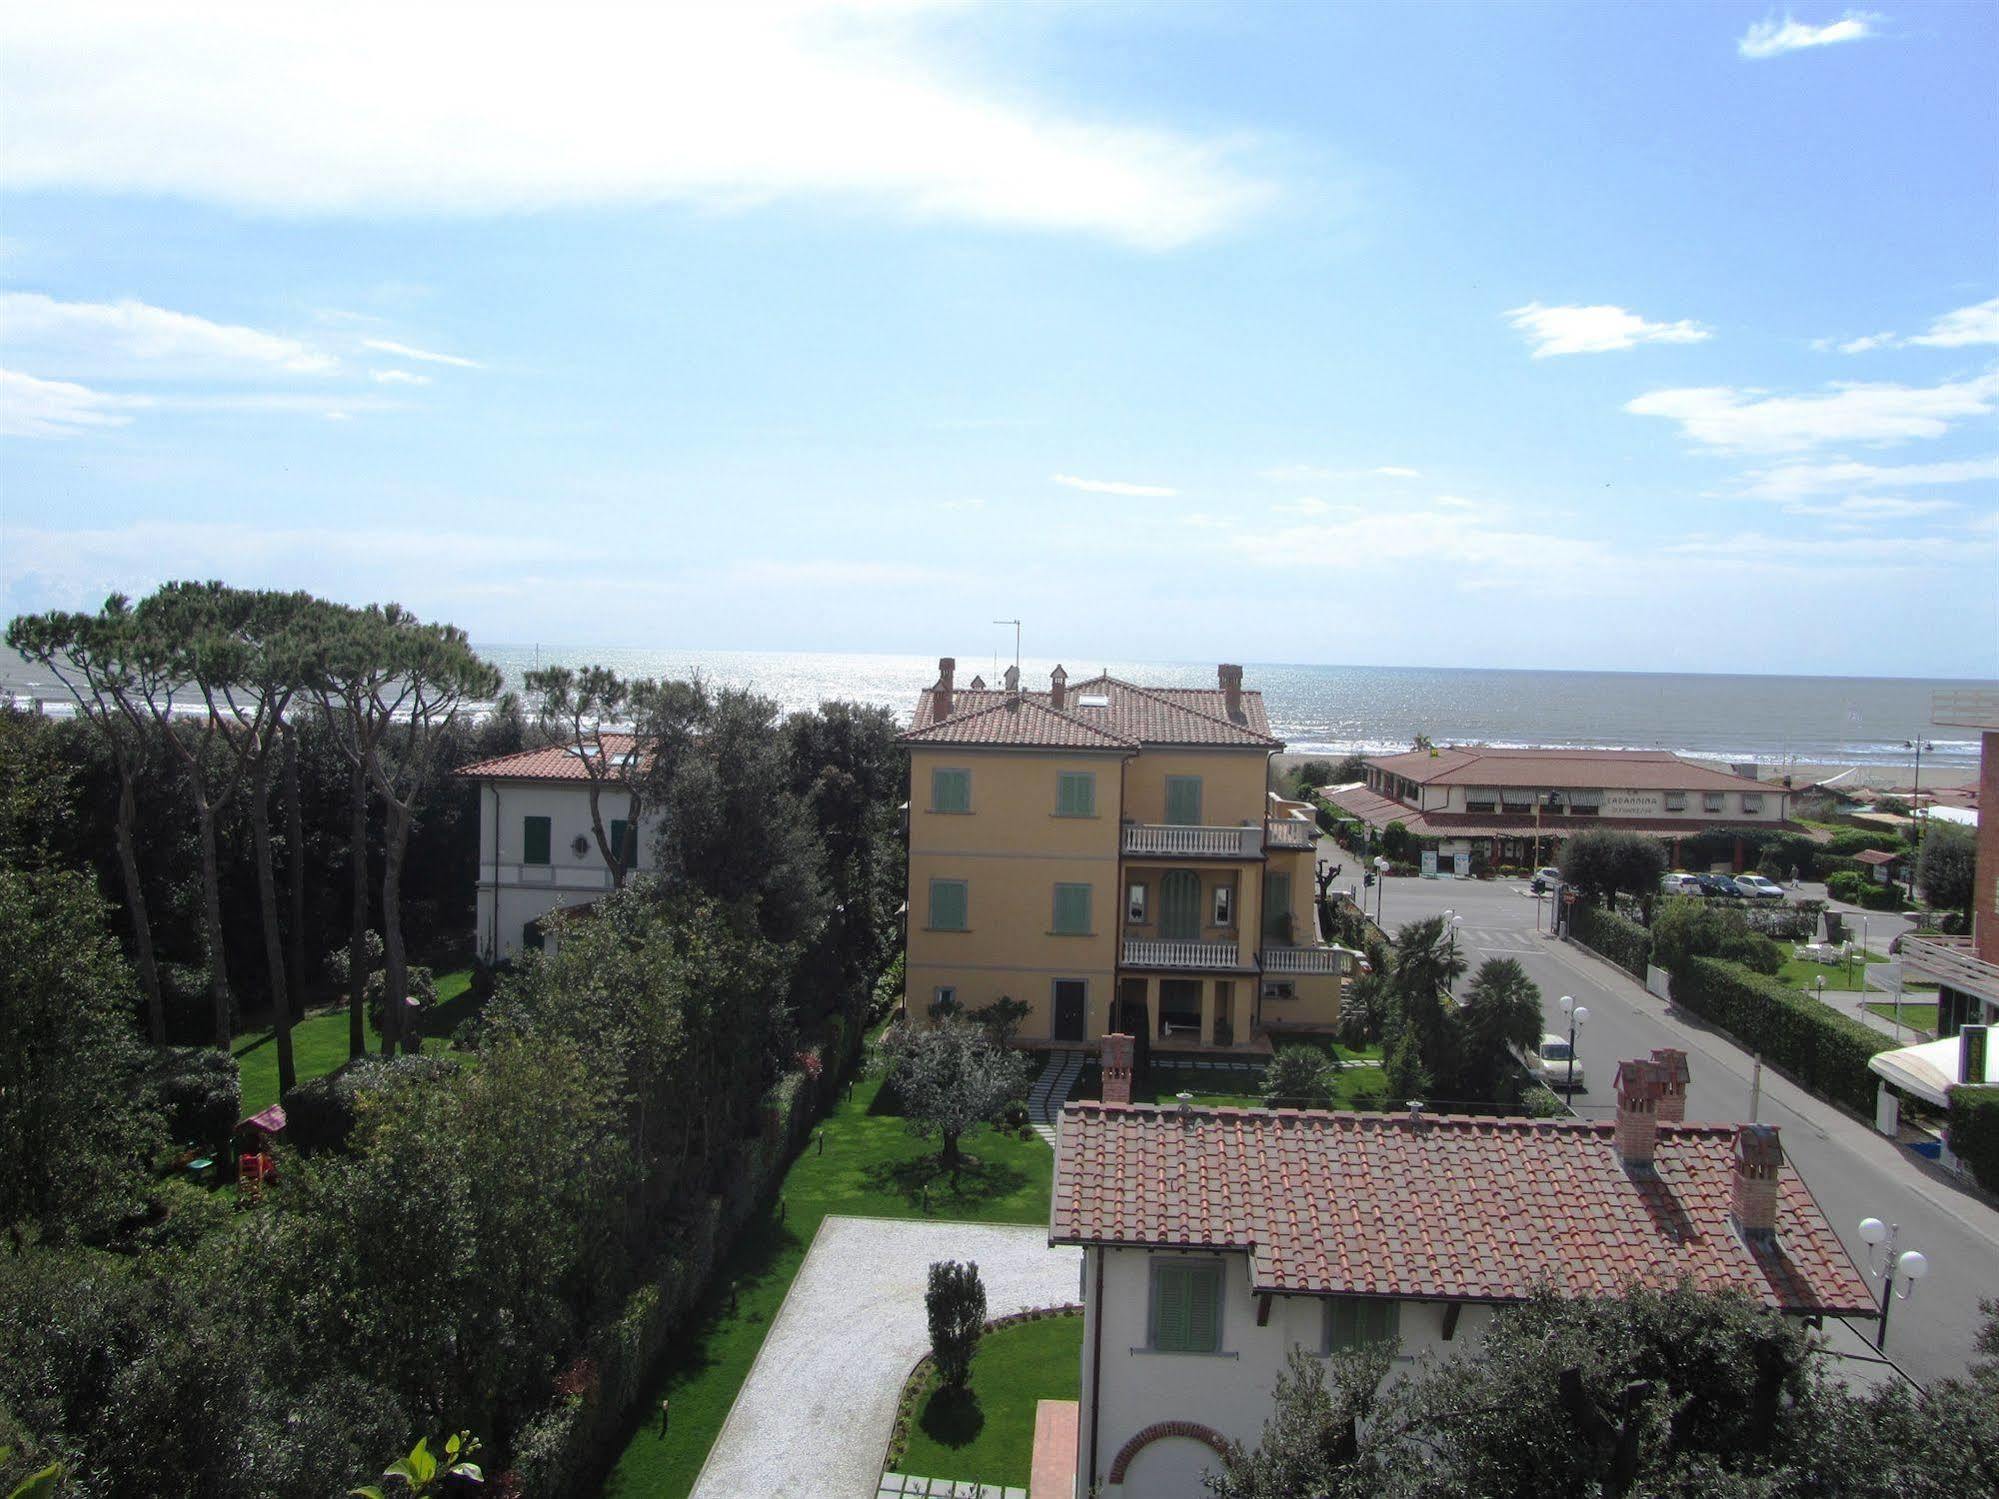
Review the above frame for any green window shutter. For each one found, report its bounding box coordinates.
[1154,1264,1192,1350]
[1164,776,1203,826]
[1159,871,1201,941]
[1186,1265,1220,1351]
[1053,883,1092,934]
[610,819,630,864]
[1370,1299,1400,1346]
[930,879,968,930]
[521,922,544,953]
[1263,872,1291,939]
[1057,771,1096,817]
[523,816,551,865]
[932,768,971,813]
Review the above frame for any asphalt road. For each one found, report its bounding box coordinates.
[1333,869,1999,1389]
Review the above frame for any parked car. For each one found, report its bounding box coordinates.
[1696,873,1741,897]
[1519,1033,1586,1092]
[1660,873,1704,897]
[1733,873,1786,901]
[1530,866,1563,893]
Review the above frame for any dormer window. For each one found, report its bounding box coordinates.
[1077,692,1110,708]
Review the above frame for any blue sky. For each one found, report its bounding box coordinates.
[2,1,1995,677]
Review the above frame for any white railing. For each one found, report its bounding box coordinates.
[1123,938,1243,970]
[1265,818,1315,849]
[1931,689,1999,729]
[1261,945,1356,975]
[1902,935,1999,1002]
[1121,824,1258,857]
[479,862,616,891]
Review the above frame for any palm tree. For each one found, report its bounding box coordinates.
[1454,957,1544,1105]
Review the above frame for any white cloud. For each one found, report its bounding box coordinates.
[1739,11,1882,60]
[1738,456,1999,501]
[1052,472,1178,497]
[1668,531,1967,566]
[1258,463,1419,483]
[1372,465,1421,478]
[1180,512,1235,529]
[0,366,145,437]
[369,368,431,386]
[1272,496,1331,517]
[1626,371,1999,453]
[1838,332,1897,353]
[1506,302,1711,357]
[723,558,956,588]
[938,497,985,511]
[360,338,481,369]
[1908,295,1999,348]
[0,290,336,375]
[1782,496,1959,520]
[0,2,1276,251]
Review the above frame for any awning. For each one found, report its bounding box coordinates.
[1867,1035,1999,1108]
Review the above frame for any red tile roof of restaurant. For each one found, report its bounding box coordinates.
[1366,746,1771,792]
[1853,849,1901,866]
[1051,1103,1874,1315]
[903,673,1280,750]
[455,733,646,782]
[1321,784,1793,840]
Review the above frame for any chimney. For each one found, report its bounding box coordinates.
[1003,663,1020,697]
[934,657,956,719]
[1650,1048,1691,1123]
[1219,663,1243,719]
[1050,664,1068,710]
[1613,1059,1662,1170]
[1731,1124,1782,1242]
[1100,1033,1134,1105]
[968,674,986,689]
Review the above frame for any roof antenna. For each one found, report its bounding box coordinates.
[993,619,1020,683]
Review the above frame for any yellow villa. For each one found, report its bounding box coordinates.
[899,657,1357,1054]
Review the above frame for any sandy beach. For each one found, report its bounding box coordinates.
[1271,751,1979,793]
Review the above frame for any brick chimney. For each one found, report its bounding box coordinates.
[1731,1124,1782,1242]
[1219,663,1243,719]
[934,657,955,719]
[1613,1058,1662,1170]
[1101,1033,1134,1105]
[1650,1048,1691,1123]
[1003,663,1020,696]
[1050,664,1068,710]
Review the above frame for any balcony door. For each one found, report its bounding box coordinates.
[1159,870,1202,941]
[1053,979,1088,1042]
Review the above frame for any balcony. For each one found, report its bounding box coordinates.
[1123,938,1247,971]
[1264,817,1315,850]
[1121,823,1260,858]
[1261,944,1358,976]
[1902,934,1999,1005]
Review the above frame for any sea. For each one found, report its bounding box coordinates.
[4,642,1985,772]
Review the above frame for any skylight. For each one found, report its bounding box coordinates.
[1076,693,1110,708]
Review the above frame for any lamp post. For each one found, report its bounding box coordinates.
[1558,994,1588,1098]
[1446,913,1463,993]
[1857,1217,1930,1351]
[1903,738,1934,901]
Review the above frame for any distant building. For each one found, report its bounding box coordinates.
[1051,1052,1873,1499]
[1326,746,1792,870]
[1900,690,1999,1036]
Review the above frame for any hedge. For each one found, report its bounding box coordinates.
[1570,903,1652,980]
[1947,1086,1999,1194]
[1671,956,1892,1115]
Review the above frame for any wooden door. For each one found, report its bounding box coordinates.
[1053,980,1087,1042]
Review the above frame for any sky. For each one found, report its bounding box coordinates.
[2,1,1996,678]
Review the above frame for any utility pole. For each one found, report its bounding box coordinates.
[993,619,1021,683]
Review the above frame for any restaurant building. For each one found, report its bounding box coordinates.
[1324,746,1791,870]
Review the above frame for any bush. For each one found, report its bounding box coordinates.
[1559,829,1667,907]
[1263,1048,1337,1109]
[281,1054,457,1154]
[1827,871,1905,911]
[1672,957,1890,1115]
[136,1046,241,1150]
[1569,904,1651,979]
[925,1259,986,1390]
[1947,1086,1999,1194]
[1823,827,1906,858]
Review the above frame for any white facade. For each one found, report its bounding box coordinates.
[1076,1245,1494,1498]
[471,777,663,961]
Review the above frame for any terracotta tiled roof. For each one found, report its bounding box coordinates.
[455,734,646,782]
[903,673,1280,750]
[1367,746,1772,792]
[1051,1103,1874,1315]
[1852,849,1900,866]
[1322,785,1797,841]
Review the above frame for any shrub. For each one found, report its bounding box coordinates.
[1263,1048,1336,1109]
[1569,904,1651,979]
[1559,829,1667,907]
[1672,957,1890,1115]
[1826,871,1905,911]
[137,1046,241,1150]
[1918,824,1977,913]
[281,1054,457,1154]
[925,1260,986,1390]
[1381,821,1413,860]
[1947,1086,1999,1194]
[1823,827,1906,858]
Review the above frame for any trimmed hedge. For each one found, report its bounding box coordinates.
[1672,957,1891,1116]
[1571,903,1652,980]
[1826,871,1906,912]
[1947,1086,1999,1194]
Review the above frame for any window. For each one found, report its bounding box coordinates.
[1703,792,1724,814]
[1127,882,1148,923]
[1053,883,1093,935]
[1464,788,1498,814]
[1056,771,1097,817]
[523,815,552,866]
[1742,793,1764,814]
[1261,979,1296,1001]
[1664,792,1687,812]
[521,922,545,953]
[1164,775,1204,826]
[609,818,638,868]
[1213,884,1233,927]
[1566,789,1602,817]
[1150,1259,1223,1353]
[928,878,968,930]
[1501,788,1534,812]
[931,767,971,813]
[1324,1297,1399,1353]
[932,985,956,1013]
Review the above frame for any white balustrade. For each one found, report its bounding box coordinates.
[1123,938,1243,970]
[1121,824,1258,857]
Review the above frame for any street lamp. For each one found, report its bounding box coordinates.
[1857,1216,1931,1350]
[1903,739,1934,901]
[1446,913,1463,993]
[1558,994,1588,1098]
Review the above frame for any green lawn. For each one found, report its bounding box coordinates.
[1864,1001,1939,1037]
[1778,952,1883,996]
[1136,1062,1388,1111]
[233,969,472,1115]
[896,1313,1082,1486]
[599,1076,1053,1499]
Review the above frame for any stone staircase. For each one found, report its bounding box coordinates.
[1027,1048,1088,1147]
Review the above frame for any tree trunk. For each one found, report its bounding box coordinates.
[249,751,295,1098]
[194,794,231,1048]
[941,1128,962,1182]
[379,799,413,1057]
[112,760,165,1044]
[283,723,307,1023]
[347,749,369,1060]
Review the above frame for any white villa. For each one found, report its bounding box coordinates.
[456,735,659,962]
[1048,1047,1874,1499]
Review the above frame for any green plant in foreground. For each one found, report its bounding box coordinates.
[351,1432,483,1497]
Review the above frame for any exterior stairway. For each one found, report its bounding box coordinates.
[1028,1048,1088,1148]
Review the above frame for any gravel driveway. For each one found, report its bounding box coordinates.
[690,1216,1082,1499]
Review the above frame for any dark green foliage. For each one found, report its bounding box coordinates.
[1382,1030,1430,1103]
[1337,970,1388,1051]
[925,1260,987,1390]
[279,1054,458,1154]
[1453,958,1544,1105]
[1827,870,1905,910]
[1383,916,1462,1093]
[1569,903,1652,978]
[1558,828,1667,909]
[1673,957,1889,1114]
[1948,1086,1999,1193]
[1380,820,1413,860]
[875,1020,1034,1179]
[1822,826,1907,857]
[1917,823,1976,913]
[1262,1047,1338,1109]
[1650,898,1782,974]
[1207,1343,1392,1499]
[136,1046,241,1151]
[967,996,1031,1047]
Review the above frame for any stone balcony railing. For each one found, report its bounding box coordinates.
[1121,823,1261,858]
[1261,944,1358,976]
[1123,938,1246,970]
[1264,817,1316,850]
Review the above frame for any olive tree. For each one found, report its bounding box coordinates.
[875,1019,1032,1180]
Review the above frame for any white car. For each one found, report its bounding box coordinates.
[1733,873,1786,901]
[1522,1033,1586,1092]
[1530,867,1562,892]
[1660,873,1704,897]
